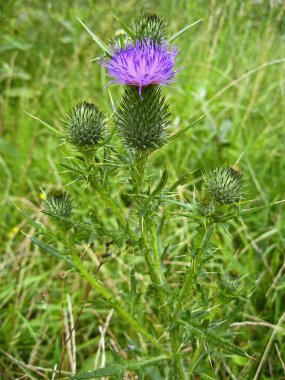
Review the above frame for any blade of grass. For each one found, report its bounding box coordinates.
[70,356,168,379]
[168,18,203,42]
[24,111,61,135]
[167,111,209,144]
[77,17,111,56]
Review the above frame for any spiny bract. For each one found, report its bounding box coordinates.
[206,166,244,205]
[44,190,73,218]
[64,102,106,148]
[131,13,167,42]
[115,85,172,152]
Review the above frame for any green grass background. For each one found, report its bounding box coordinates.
[1,0,285,379]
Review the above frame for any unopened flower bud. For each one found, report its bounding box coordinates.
[132,13,167,42]
[64,102,106,149]
[44,190,73,219]
[206,166,244,205]
[115,85,172,152]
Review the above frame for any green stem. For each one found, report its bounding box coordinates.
[169,330,186,380]
[84,152,138,242]
[175,224,215,317]
[132,151,148,194]
[146,221,186,379]
[167,225,215,379]
[150,221,165,284]
[71,251,168,354]
[132,152,186,379]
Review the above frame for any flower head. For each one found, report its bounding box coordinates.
[100,39,179,95]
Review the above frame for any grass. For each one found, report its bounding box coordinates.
[1,0,285,379]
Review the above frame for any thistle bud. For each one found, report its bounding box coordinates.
[206,166,244,205]
[132,13,167,42]
[64,102,106,149]
[44,190,73,220]
[115,85,172,152]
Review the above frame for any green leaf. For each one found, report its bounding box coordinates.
[77,18,111,56]
[60,163,86,176]
[109,147,128,164]
[168,18,203,43]
[19,210,50,233]
[70,356,168,379]
[30,236,74,267]
[151,169,168,197]
[240,200,285,216]
[168,173,191,192]
[179,320,247,357]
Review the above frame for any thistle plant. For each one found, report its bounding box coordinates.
[30,14,254,379]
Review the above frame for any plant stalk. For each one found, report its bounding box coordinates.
[133,153,186,379]
[174,224,215,318]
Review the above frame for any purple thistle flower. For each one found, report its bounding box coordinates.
[100,39,179,96]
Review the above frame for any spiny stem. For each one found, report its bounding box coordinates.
[150,220,166,283]
[175,224,215,317]
[149,223,186,379]
[169,329,186,380]
[133,153,186,379]
[132,151,149,194]
[143,231,186,379]
[142,229,167,304]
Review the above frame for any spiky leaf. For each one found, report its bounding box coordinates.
[69,356,168,379]
[179,320,247,357]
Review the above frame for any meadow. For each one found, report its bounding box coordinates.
[1,0,285,379]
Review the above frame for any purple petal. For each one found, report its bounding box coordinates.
[99,38,179,90]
